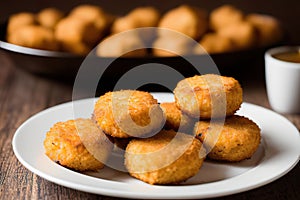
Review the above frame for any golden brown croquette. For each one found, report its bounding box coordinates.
[158,5,208,40]
[44,118,112,171]
[93,90,165,138]
[7,25,59,51]
[194,115,261,162]
[125,130,205,185]
[174,74,243,119]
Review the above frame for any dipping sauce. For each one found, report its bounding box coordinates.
[273,50,300,63]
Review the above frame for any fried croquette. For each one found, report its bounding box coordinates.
[55,17,99,54]
[111,6,160,44]
[111,17,138,34]
[194,115,261,162]
[246,13,282,46]
[93,90,165,138]
[69,4,113,35]
[37,8,64,29]
[198,33,234,54]
[112,6,160,34]
[44,119,113,171]
[127,6,160,27]
[55,17,99,45]
[160,102,195,133]
[217,21,257,50]
[7,12,36,34]
[96,33,147,57]
[125,130,205,185]
[7,25,59,51]
[158,5,208,40]
[209,5,244,31]
[174,74,243,119]
[152,32,196,57]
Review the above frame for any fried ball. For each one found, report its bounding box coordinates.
[112,6,160,34]
[198,33,235,54]
[55,17,99,45]
[194,115,261,162]
[7,25,59,51]
[7,12,36,34]
[55,17,99,54]
[209,5,244,31]
[246,13,282,46]
[111,17,138,34]
[37,8,64,29]
[69,4,113,35]
[96,33,147,57]
[217,21,257,50]
[158,5,208,40]
[125,130,205,185]
[152,32,195,56]
[174,74,243,119]
[44,119,113,171]
[128,6,160,27]
[111,6,160,44]
[160,102,195,133]
[93,90,165,138]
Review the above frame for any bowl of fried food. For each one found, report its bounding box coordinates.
[0,5,115,80]
[0,4,285,80]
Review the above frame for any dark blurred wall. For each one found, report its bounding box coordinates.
[0,0,299,44]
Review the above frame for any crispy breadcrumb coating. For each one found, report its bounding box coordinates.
[93,90,165,138]
[125,130,205,185]
[174,74,242,119]
[44,118,112,171]
[194,115,261,162]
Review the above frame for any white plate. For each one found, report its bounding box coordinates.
[12,93,300,199]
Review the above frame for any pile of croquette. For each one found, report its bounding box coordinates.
[44,74,261,185]
[8,4,282,56]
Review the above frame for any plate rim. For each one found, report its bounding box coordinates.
[12,92,300,199]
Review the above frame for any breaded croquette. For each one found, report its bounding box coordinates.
[152,32,196,56]
[209,5,244,31]
[125,130,205,185]
[160,102,195,133]
[217,21,257,50]
[96,33,147,57]
[44,118,112,171]
[112,6,160,34]
[194,115,261,162]
[7,25,59,51]
[198,33,234,54]
[69,4,113,36]
[158,5,208,40]
[111,6,160,44]
[37,8,64,29]
[7,12,36,34]
[55,17,99,54]
[174,74,243,119]
[127,6,160,27]
[93,90,165,138]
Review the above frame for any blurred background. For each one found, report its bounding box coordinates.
[1,0,299,44]
[1,0,299,89]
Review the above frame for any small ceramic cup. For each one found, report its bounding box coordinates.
[265,46,300,114]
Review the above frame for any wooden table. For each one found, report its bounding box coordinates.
[0,52,299,200]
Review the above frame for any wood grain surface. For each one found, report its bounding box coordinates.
[0,52,299,200]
